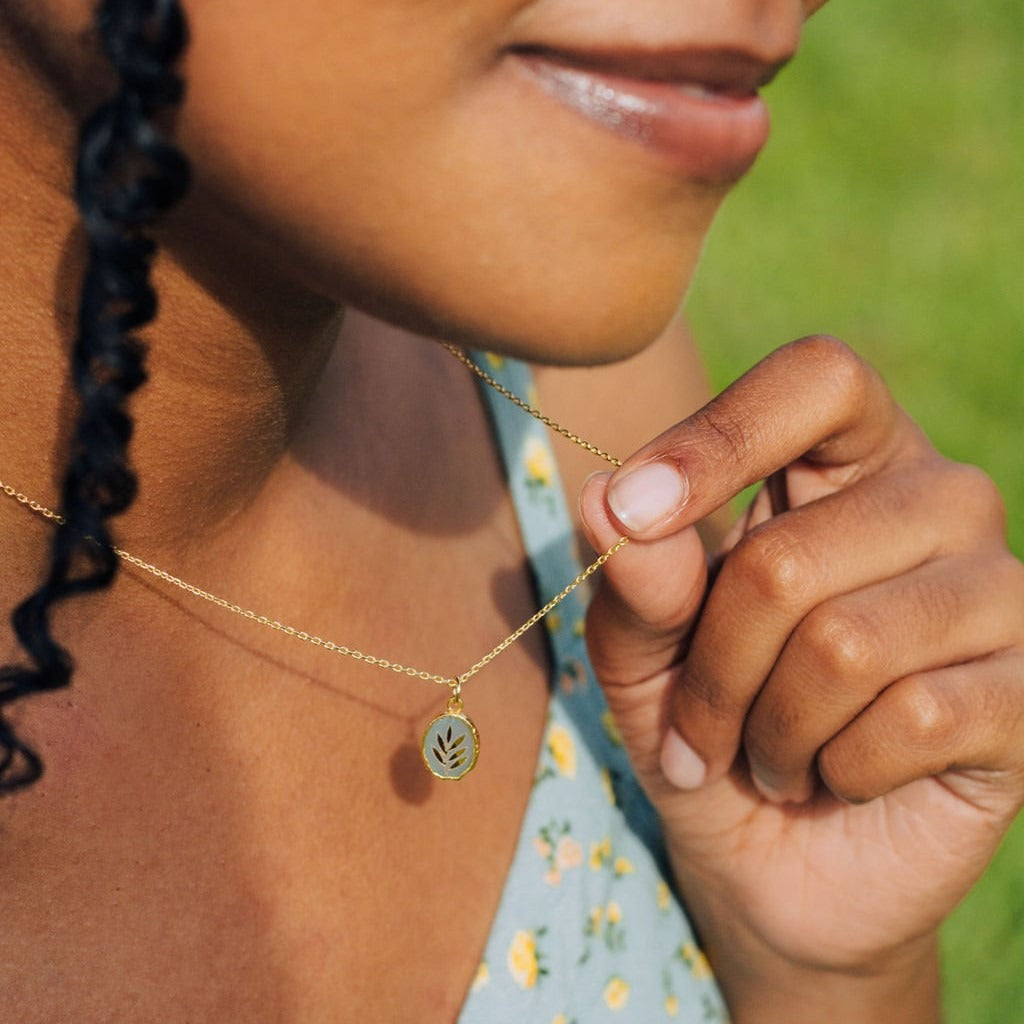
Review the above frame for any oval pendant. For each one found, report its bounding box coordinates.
[422,710,479,780]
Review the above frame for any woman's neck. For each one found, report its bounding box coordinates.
[0,30,519,695]
[0,25,345,548]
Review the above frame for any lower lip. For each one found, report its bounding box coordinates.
[515,54,771,183]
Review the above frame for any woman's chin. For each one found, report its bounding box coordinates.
[362,292,683,368]
[344,253,701,369]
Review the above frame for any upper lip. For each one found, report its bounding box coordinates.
[509,45,793,96]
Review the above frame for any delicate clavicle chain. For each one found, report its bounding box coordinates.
[0,346,629,780]
[443,344,623,468]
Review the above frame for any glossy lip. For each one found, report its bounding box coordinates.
[510,47,784,182]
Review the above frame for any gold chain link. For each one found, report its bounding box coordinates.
[1,351,627,690]
[443,345,623,468]
[0,482,64,523]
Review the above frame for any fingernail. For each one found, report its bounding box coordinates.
[751,771,787,804]
[607,461,689,533]
[751,771,812,806]
[660,728,706,790]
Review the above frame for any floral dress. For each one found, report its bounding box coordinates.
[458,354,729,1023]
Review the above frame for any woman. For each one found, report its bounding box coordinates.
[1,1,1021,1021]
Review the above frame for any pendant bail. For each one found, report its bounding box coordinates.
[447,676,464,713]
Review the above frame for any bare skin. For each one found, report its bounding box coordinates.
[2,2,1022,1022]
[1,306,713,1022]
[0,44,713,1012]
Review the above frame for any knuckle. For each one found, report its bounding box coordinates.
[727,526,818,610]
[790,334,871,403]
[942,462,1007,531]
[797,603,886,684]
[889,676,960,753]
[687,402,762,470]
[790,332,856,366]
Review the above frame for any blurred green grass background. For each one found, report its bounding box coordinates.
[684,1,1023,1021]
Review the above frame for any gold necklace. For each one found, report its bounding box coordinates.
[0,347,627,780]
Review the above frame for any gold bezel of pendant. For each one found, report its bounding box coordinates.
[421,711,480,780]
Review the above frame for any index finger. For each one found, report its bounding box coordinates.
[604,335,912,539]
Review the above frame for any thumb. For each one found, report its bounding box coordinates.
[600,336,906,541]
[580,472,708,780]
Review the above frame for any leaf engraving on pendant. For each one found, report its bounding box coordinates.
[432,727,468,771]
[422,712,479,779]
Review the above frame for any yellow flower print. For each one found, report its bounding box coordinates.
[599,767,616,806]
[508,930,540,989]
[572,618,586,638]
[544,611,562,635]
[526,382,541,407]
[551,1016,568,1024]
[589,837,612,871]
[524,435,555,487]
[665,994,680,1016]
[484,352,505,369]
[656,880,671,912]
[603,976,630,1011]
[601,710,623,747]
[681,942,714,981]
[587,905,604,935]
[605,900,622,925]
[532,836,552,859]
[470,961,490,993]
[613,856,635,877]
[547,724,577,778]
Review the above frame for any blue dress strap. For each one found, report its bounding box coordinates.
[469,351,589,670]
[458,351,729,1024]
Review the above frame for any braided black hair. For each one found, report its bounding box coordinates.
[0,0,191,793]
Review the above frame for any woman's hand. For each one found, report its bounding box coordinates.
[579,336,1024,1020]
